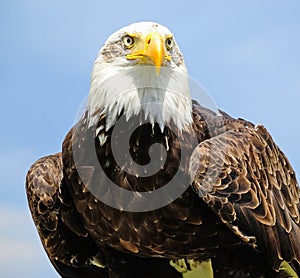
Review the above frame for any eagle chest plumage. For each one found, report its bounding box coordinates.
[62,107,243,260]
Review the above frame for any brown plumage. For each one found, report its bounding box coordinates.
[26,153,181,278]
[26,102,300,277]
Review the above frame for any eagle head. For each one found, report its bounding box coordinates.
[87,22,193,131]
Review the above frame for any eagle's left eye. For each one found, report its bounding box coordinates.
[165,37,174,50]
[123,35,135,48]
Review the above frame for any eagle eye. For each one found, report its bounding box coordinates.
[123,35,135,48]
[165,36,174,50]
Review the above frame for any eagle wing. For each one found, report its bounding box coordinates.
[25,153,108,278]
[26,152,186,278]
[190,122,300,272]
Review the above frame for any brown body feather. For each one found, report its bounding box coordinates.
[26,102,300,277]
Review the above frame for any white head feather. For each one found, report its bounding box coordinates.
[87,22,193,132]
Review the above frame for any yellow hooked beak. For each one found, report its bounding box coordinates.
[126,32,171,75]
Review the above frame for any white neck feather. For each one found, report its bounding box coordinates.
[87,59,193,132]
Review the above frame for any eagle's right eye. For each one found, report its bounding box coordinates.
[123,35,135,48]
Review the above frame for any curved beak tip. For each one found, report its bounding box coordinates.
[155,64,161,75]
[145,32,164,75]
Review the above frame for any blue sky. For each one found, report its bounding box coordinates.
[1,1,300,277]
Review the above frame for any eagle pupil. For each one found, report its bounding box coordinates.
[127,38,131,44]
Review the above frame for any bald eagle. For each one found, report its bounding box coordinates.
[26,22,300,277]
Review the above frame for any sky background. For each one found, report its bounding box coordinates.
[1,1,300,277]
